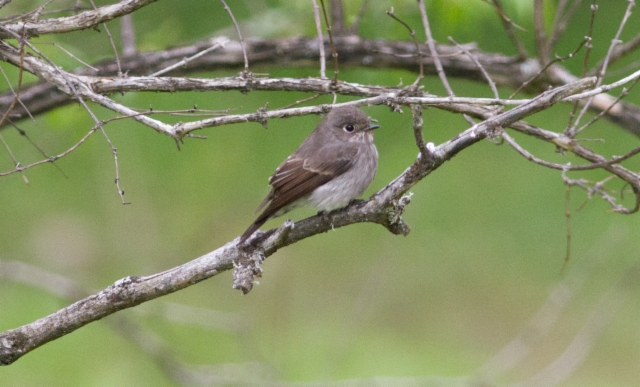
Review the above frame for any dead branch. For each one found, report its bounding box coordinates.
[2,36,639,136]
[0,78,595,365]
[0,0,157,38]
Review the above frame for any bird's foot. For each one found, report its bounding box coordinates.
[348,198,366,206]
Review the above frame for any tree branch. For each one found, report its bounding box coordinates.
[0,0,157,38]
[2,36,639,136]
[0,77,596,365]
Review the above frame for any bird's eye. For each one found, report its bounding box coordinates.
[344,124,355,133]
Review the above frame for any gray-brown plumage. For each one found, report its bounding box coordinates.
[240,106,379,243]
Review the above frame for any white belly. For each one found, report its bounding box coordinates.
[307,143,378,211]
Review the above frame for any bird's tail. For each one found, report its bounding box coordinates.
[239,217,269,243]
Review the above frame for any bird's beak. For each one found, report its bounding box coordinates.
[364,124,380,131]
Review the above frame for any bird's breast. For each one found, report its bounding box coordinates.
[307,143,378,212]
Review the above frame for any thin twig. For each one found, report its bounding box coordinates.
[569,174,638,214]
[149,38,229,77]
[0,42,65,178]
[417,0,453,97]
[575,77,639,134]
[32,41,99,71]
[88,0,122,76]
[220,0,249,75]
[3,118,68,177]
[563,183,572,272]
[564,1,597,133]
[418,0,476,126]
[411,104,430,159]
[563,66,640,102]
[319,0,339,83]
[549,0,570,50]
[590,30,640,76]
[533,0,549,64]
[565,174,623,212]
[0,127,98,177]
[103,128,129,203]
[502,131,640,172]
[510,36,589,99]
[0,25,130,203]
[0,95,190,178]
[311,0,327,79]
[483,0,527,31]
[501,129,640,214]
[581,2,598,79]
[104,41,123,74]
[131,106,232,117]
[603,59,640,79]
[0,132,28,183]
[449,36,499,100]
[29,0,55,21]
[595,2,634,81]
[278,93,321,109]
[166,78,612,135]
[0,38,30,183]
[0,102,228,178]
[485,0,528,59]
[549,0,583,54]
[567,1,635,136]
[386,8,423,86]
[0,33,176,137]
[0,36,26,128]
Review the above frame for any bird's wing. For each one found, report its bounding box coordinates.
[255,145,359,218]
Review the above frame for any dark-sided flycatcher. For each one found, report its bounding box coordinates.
[240,106,379,242]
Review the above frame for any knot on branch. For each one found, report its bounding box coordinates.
[562,171,640,215]
[256,103,269,129]
[398,84,424,97]
[382,194,412,236]
[238,71,256,94]
[234,220,294,294]
[233,250,264,295]
[486,123,504,140]
[100,275,141,306]
[111,275,139,287]
[320,104,334,116]
[385,100,403,113]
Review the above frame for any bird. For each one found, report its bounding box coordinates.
[240,105,379,243]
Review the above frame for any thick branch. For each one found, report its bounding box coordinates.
[589,31,640,76]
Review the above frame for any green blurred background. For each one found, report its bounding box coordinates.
[1,1,640,386]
